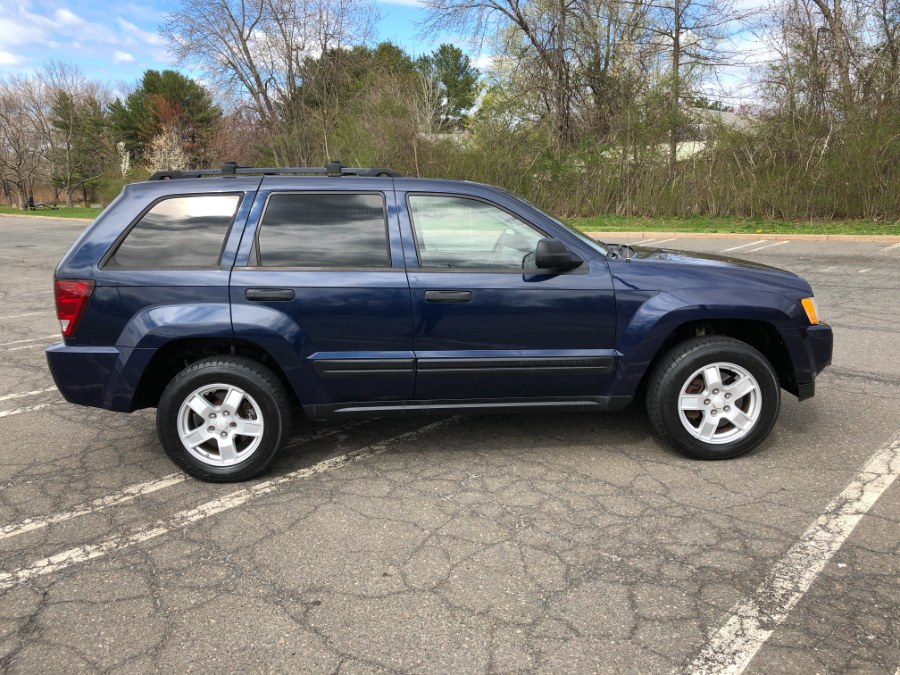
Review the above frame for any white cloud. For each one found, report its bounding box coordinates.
[55,8,83,26]
[113,50,135,63]
[117,17,166,47]
[0,50,24,66]
[0,15,48,47]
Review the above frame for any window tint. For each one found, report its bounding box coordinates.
[256,193,389,268]
[409,195,544,269]
[109,194,241,268]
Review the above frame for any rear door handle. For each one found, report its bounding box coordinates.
[245,288,295,301]
[424,290,472,303]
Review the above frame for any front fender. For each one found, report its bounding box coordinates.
[611,289,808,397]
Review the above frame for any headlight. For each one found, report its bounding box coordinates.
[801,297,820,325]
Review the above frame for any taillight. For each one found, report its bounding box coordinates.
[54,279,95,338]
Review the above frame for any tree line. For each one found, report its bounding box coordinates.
[0,0,897,220]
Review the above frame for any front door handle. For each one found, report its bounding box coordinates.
[424,290,472,303]
[245,288,295,301]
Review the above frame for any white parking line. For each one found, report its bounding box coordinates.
[0,404,50,419]
[723,240,766,252]
[0,387,57,403]
[0,344,52,353]
[859,269,870,274]
[0,474,187,541]
[0,417,458,592]
[743,240,790,253]
[0,312,45,321]
[0,335,59,348]
[643,238,676,246]
[874,242,900,254]
[0,419,371,542]
[685,434,900,675]
[820,266,835,273]
[0,419,370,542]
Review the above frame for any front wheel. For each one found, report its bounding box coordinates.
[646,337,781,459]
[157,357,292,482]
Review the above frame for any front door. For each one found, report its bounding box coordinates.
[399,192,617,402]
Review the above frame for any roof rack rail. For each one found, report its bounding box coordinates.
[148,160,402,181]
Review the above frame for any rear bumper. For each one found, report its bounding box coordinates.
[794,323,833,401]
[46,343,154,412]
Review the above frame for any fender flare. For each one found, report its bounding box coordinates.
[611,289,807,397]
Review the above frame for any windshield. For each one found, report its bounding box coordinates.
[506,194,608,256]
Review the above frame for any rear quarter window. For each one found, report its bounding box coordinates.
[106,194,242,268]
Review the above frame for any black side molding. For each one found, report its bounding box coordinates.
[417,356,614,375]
[314,359,415,378]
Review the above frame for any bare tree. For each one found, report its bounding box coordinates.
[640,0,744,170]
[163,0,378,163]
[0,75,49,208]
[40,62,111,206]
[422,0,580,147]
[760,0,897,116]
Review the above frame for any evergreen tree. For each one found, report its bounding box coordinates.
[109,70,220,165]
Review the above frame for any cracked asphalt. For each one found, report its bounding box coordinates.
[0,216,898,673]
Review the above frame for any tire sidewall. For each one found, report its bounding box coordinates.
[656,342,780,459]
[157,361,286,481]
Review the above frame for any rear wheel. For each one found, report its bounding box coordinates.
[646,336,780,459]
[157,357,292,482]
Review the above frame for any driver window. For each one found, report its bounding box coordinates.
[408,194,544,269]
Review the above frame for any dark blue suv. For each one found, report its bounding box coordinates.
[47,164,833,481]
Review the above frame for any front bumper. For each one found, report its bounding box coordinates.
[794,323,833,401]
[46,343,154,412]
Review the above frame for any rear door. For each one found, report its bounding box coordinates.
[229,177,414,409]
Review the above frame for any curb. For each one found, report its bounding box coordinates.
[585,230,900,243]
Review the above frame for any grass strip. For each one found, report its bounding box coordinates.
[569,215,900,236]
[0,205,103,219]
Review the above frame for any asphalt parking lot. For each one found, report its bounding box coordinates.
[0,215,898,673]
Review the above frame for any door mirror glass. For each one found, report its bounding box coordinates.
[534,238,583,271]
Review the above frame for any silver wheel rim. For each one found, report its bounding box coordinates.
[677,362,761,445]
[177,383,265,467]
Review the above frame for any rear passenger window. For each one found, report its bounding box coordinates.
[109,194,241,268]
[255,193,389,268]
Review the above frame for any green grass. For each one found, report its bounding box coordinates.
[569,214,900,236]
[0,205,103,219]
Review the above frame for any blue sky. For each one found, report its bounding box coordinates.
[1,0,763,103]
[0,0,459,84]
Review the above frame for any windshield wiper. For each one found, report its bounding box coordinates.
[606,244,636,260]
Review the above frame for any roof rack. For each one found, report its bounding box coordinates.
[148,160,402,181]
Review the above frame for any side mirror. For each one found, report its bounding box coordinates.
[534,238,583,271]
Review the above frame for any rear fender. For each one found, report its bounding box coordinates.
[231,304,310,401]
[118,303,234,348]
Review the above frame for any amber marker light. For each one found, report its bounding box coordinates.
[801,297,820,325]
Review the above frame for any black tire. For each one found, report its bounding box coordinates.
[646,336,780,460]
[157,356,292,482]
